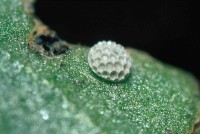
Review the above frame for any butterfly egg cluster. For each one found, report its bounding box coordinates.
[88,41,132,82]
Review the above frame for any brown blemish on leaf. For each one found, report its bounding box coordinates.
[23,0,71,57]
[28,19,71,57]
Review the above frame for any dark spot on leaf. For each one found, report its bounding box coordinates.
[35,34,59,46]
[34,34,69,56]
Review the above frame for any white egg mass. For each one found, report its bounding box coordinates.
[88,41,132,82]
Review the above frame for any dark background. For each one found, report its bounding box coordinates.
[35,1,200,80]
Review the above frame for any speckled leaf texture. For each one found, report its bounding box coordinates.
[0,0,200,134]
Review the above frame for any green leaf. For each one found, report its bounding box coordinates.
[0,0,200,133]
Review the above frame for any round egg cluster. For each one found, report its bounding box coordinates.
[88,41,132,82]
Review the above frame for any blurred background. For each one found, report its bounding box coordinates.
[35,1,200,80]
